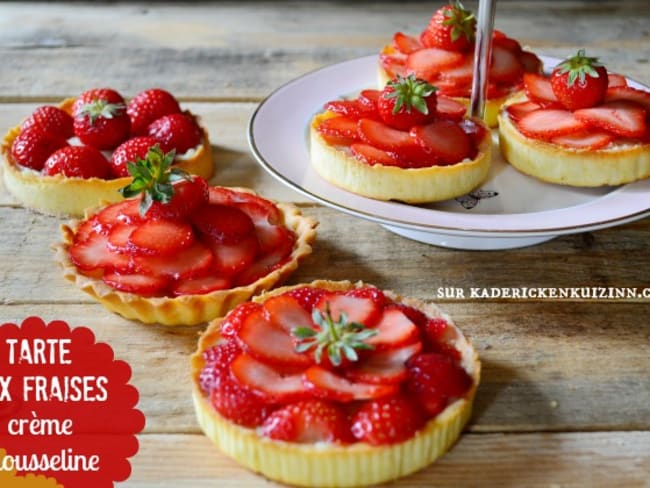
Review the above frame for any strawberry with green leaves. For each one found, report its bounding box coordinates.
[421,1,476,52]
[377,74,438,130]
[72,88,131,149]
[550,49,609,111]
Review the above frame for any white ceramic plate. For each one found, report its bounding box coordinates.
[248,54,650,250]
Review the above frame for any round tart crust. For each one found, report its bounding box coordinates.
[310,111,492,203]
[498,94,650,186]
[191,280,481,487]
[1,98,214,216]
[53,188,317,326]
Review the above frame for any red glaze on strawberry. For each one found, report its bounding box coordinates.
[106,224,138,253]
[128,219,194,256]
[505,101,543,122]
[147,113,202,154]
[605,86,650,112]
[72,88,131,150]
[263,294,315,334]
[285,286,329,312]
[209,235,258,277]
[324,100,377,121]
[515,109,586,140]
[411,119,472,165]
[191,204,255,244]
[606,74,628,89]
[11,128,68,171]
[43,145,110,179]
[21,106,74,140]
[436,95,468,121]
[172,273,231,296]
[551,131,615,150]
[523,73,559,104]
[392,32,423,55]
[350,143,402,167]
[220,302,263,339]
[133,241,214,280]
[316,115,360,144]
[379,54,407,79]
[210,369,273,428]
[407,48,464,80]
[303,366,398,402]
[69,232,131,272]
[574,101,646,139]
[365,308,419,349]
[350,394,425,445]
[127,88,182,136]
[200,340,242,394]
[316,293,382,328]
[345,341,422,385]
[102,271,169,297]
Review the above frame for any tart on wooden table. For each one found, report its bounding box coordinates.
[54,148,317,326]
[379,1,543,127]
[498,49,650,186]
[1,87,213,216]
[310,74,492,203]
[191,280,480,487]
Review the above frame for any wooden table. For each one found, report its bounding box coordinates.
[1,1,649,486]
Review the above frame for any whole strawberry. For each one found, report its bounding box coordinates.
[210,370,272,428]
[42,145,110,179]
[377,74,437,131]
[421,1,476,52]
[21,105,74,140]
[72,88,131,149]
[550,49,609,111]
[350,395,425,445]
[147,113,201,154]
[127,88,182,136]
[11,128,68,171]
[110,136,159,178]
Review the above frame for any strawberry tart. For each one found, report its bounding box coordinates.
[1,87,213,216]
[310,74,492,203]
[191,280,480,487]
[498,50,650,186]
[54,148,316,326]
[379,1,542,127]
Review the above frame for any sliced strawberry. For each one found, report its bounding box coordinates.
[358,89,381,110]
[365,308,419,350]
[234,244,293,286]
[492,34,522,55]
[406,48,464,81]
[317,116,361,142]
[574,101,646,138]
[315,293,382,328]
[261,400,353,444]
[133,240,213,279]
[604,86,650,113]
[436,96,468,121]
[263,294,315,334]
[255,224,295,257]
[236,307,312,368]
[74,216,105,244]
[172,274,231,296]
[607,74,628,88]
[302,366,398,402]
[346,286,388,308]
[411,119,472,165]
[523,73,559,104]
[458,118,488,150]
[551,131,615,150]
[392,32,422,54]
[350,143,402,167]
[350,394,425,445]
[220,302,263,339]
[357,118,414,151]
[516,109,586,140]
[128,219,194,255]
[191,204,255,244]
[208,234,258,278]
[210,369,272,428]
[345,342,422,385]
[96,198,143,227]
[519,51,543,74]
[324,100,376,121]
[439,53,474,84]
[286,287,329,312]
[505,101,542,122]
[435,78,472,98]
[489,45,523,83]
[200,340,242,394]
[102,271,169,297]
[379,54,407,78]
[230,353,309,404]
[106,224,138,253]
[229,192,282,226]
[69,232,131,272]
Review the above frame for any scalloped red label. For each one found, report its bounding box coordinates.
[0,317,145,487]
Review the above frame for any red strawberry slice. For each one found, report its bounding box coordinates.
[357,118,414,151]
[436,96,468,121]
[505,101,542,122]
[172,274,231,296]
[128,219,194,256]
[406,48,464,80]
[523,73,559,103]
[220,302,263,339]
[434,78,472,98]
[255,224,295,257]
[489,46,523,83]
[230,353,309,404]
[516,109,586,140]
[96,198,143,227]
[358,89,381,110]
[315,293,382,328]
[234,243,293,286]
[102,271,169,297]
[133,240,213,279]
[69,232,131,272]
[365,308,419,350]
[191,204,255,244]
[411,119,472,165]
[574,101,646,138]
[350,395,425,445]
[519,51,543,74]
[261,400,353,444]
[74,216,105,244]
[263,294,315,334]
[303,366,398,402]
[209,190,282,227]
[236,307,312,368]
[324,100,376,121]
[379,54,407,78]
[106,224,138,253]
[604,86,650,113]
[210,369,272,428]
[317,116,360,142]
[209,234,259,278]
[607,73,628,88]
[439,53,474,84]
[350,143,402,167]
[392,32,423,54]
[492,34,522,55]
[345,341,422,385]
[551,131,615,150]
[458,119,488,150]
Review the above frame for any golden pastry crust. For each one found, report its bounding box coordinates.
[498,94,650,186]
[53,189,318,326]
[191,280,480,488]
[310,111,491,203]
[1,98,214,217]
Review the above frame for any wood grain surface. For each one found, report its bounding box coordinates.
[1,2,649,487]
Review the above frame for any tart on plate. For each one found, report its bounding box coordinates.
[191,280,480,487]
[378,1,543,127]
[1,87,213,216]
[498,50,650,186]
[310,74,492,203]
[54,148,317,326]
